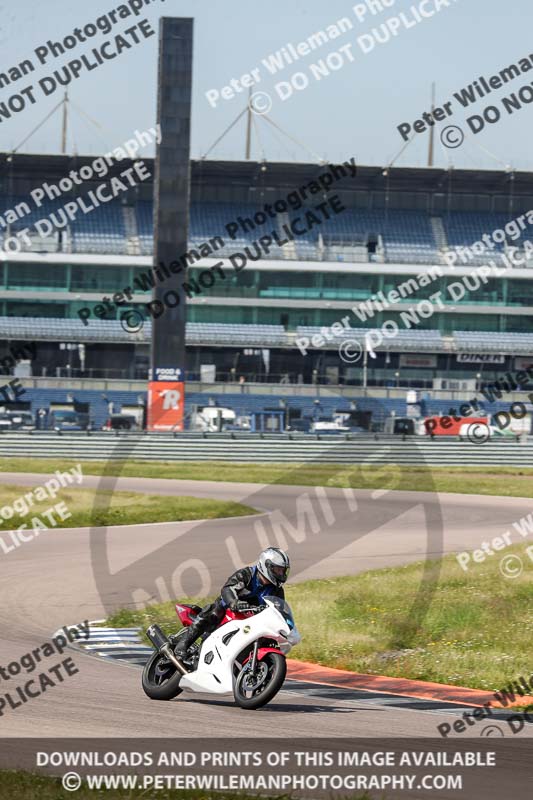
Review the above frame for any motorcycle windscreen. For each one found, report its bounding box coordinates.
[268,596,295,629]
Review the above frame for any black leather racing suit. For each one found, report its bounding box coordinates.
[175,566,284,655]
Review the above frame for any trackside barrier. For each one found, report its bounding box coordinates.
[0,432,531,466]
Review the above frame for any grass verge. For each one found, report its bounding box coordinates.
[1,458,533,498]
[0,484,255,531]
[106,542,533,692]
[0,771,375,800]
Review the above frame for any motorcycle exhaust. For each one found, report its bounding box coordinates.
[146,624,187,675]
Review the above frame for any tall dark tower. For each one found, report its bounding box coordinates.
[147,17,193,431]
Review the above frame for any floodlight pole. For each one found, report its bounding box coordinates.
[61,91,68,154]
[245,87,252,160]
[428,82,435,167]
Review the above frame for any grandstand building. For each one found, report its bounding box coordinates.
[1,154,533,422]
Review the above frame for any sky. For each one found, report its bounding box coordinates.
[1,0,532,171]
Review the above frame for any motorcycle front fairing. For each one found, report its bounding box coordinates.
[179,599,293,694]
[267,596,301,653]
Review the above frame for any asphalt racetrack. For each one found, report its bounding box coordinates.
[1,471,532,740]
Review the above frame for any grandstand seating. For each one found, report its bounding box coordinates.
[348,209,438,265]
[0,316,135,343]
[199,203,290,259]
[3,193,531,267]
[286,207,441,264]
[296,327,446,352]
[144,202,291,261]
[186,323,287,346]
[71,201,126,255]
[3,317,533,354]
[453,331,533,354]
[0,317,289,346]
[441,212,513,267]
[2,195,128,255]
[130,205,529,266]
[443,212,528,248]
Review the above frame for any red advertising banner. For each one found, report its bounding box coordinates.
[423,416,488,436]
[147,381,185,432]
[399,354,437,369]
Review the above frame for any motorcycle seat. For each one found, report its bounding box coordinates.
[181,603,202,615]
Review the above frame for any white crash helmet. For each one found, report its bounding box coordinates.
[257,547,290,587]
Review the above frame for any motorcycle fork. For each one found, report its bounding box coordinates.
[249,641,259,675]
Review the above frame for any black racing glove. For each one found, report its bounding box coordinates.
[232,600,251,612]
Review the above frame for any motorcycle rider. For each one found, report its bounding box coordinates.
[174,547,290,659]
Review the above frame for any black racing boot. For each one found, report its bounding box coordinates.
[174,601,224,659]
[173,620,204,658]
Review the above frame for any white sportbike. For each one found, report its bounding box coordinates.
[142,597,301,709]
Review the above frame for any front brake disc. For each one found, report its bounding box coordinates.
[243,662,268,690]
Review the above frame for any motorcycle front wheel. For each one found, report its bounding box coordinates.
[142,650,183,700]
[234,652,286,709]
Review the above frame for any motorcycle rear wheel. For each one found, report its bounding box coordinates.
[234,652,286,709]
[142,650,183,700]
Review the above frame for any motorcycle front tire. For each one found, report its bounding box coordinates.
[233,652,286,710]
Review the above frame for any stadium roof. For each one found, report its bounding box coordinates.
[0,153,531,201]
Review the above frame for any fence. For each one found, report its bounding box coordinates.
[1,432,531,466]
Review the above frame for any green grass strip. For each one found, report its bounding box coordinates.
[1,458,533,499]
[0,484,254,532]
[0,770,371,800]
